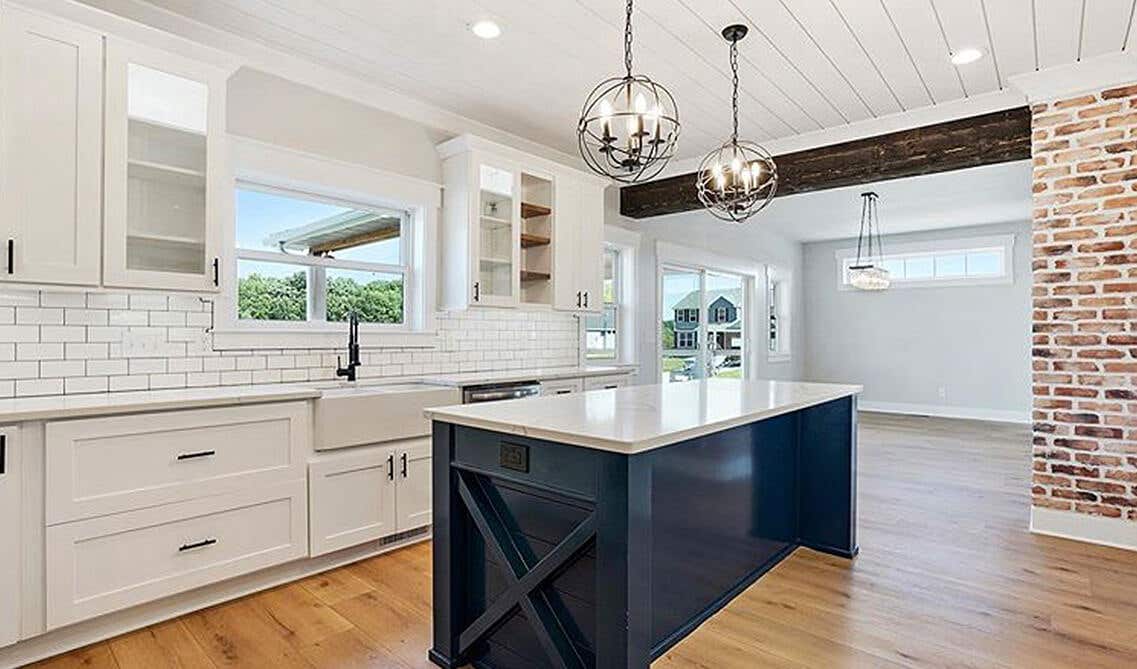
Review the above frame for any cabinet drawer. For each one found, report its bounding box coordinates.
[46,479,307,629]
[583,375,629,391]
[540,378,583,396]
[46,402,310,524]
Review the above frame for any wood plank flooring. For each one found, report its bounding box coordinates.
[30,413,1137,668]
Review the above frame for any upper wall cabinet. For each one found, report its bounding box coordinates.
[0,6,103,286]
[103,39,228,292]
[437,135,605,313]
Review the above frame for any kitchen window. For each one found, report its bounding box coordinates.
[235,184,409,325]
[585,246,620,360]
[836,234,1014,290]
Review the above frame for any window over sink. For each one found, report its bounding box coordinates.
[212,138,440,351]
[235,185,408,326]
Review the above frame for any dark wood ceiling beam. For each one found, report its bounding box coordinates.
[619,107,1032,219]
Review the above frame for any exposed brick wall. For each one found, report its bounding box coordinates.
[1031,85,1137,522]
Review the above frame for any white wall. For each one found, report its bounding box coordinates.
[228,69,450,184]
[802,221,1032,422]
[605,188,806,385]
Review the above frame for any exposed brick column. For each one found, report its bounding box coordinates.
[1031,86,1137,522]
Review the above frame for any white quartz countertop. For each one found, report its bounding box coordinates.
[423,365,635,387]
[424,379,863,454]
[0,384,322,423]
[0,365,638,423]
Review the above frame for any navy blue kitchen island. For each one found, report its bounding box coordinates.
[425,379,861,669]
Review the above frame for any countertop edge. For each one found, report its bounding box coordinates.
[0,365,639,423]
[424,385,863,454]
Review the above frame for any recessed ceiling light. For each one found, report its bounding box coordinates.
[471,20,502,40]
[951,48,983,66]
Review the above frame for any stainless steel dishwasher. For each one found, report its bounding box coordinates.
[461,381,541,404]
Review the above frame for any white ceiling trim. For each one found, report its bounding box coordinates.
[59,0,592,172]
[1009,50,1137,102]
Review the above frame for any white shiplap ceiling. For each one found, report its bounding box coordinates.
[86,0,1137,161]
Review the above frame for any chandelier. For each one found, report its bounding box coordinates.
[577,0,681,183]
[850,191,890,291]
[695,24,777,224]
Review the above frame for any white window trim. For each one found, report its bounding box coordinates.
[834,233,1014,291]
[766,265,792,363]
[655,241,762,381]
[213,137,441,350]
[715,306,728,322]
[585,226,640,367]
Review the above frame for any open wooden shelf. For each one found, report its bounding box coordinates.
[520,270,551,282]
[521,202,552,219]
[520,233,551,248]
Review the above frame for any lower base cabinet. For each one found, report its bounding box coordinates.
[0,427,19,648]
[309,438,432,557]
[45,479,307,629]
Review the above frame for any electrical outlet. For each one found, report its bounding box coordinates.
[937,386,947,400]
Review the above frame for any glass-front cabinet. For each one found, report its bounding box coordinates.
[473,164,520,306]
[103,40,228,291]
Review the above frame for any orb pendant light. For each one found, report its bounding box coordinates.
[849,191,891,291]
[577,0,681,183]
[696,24,778,224]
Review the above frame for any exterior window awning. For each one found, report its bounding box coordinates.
[264,210,404,256]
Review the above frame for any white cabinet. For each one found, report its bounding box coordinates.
[0,427,19,648]
[541,378,584,396]
[553,180,604,313]
[438,135,604,312]
[46,480,307,629]
[395,440,432,531]
[308,437,432,557]
[45,402,309,523]
[309,445,397,556]
[583,374,629,391]
[103,39,228,291]
[0,6,102,286]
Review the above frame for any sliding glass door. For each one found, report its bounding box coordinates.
[660,265,746,383]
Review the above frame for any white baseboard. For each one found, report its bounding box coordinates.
[1030,506,1137,553]
[858,400,1030,425]
[0,530,430,669]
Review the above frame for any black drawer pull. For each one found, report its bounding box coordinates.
[212,258,219,286]
[178,538,217,552]
[387,453,394,481]
[401,452,408,478]
[176,450,216,461]
[0,434,6,475]
[6,239,12,275]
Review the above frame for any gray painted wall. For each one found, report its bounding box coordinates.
[802,221,1032,421]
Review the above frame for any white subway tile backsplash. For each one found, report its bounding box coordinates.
[16,307,63,325]
[65,376,108,394]
[0,362,39,379]
[17,343,63,360]
[40,360,86,378]
[129,294,168,310]
[41,326,86,343]
[17,378,63,396]
[65,309,108,326]
[0,288,581,397]
[87,293,129,309]
[41,293,87,308]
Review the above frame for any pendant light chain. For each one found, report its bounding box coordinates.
[730,37,740,144]
[624,0,635,78]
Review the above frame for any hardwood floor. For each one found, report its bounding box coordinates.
[30,413,1137,668]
